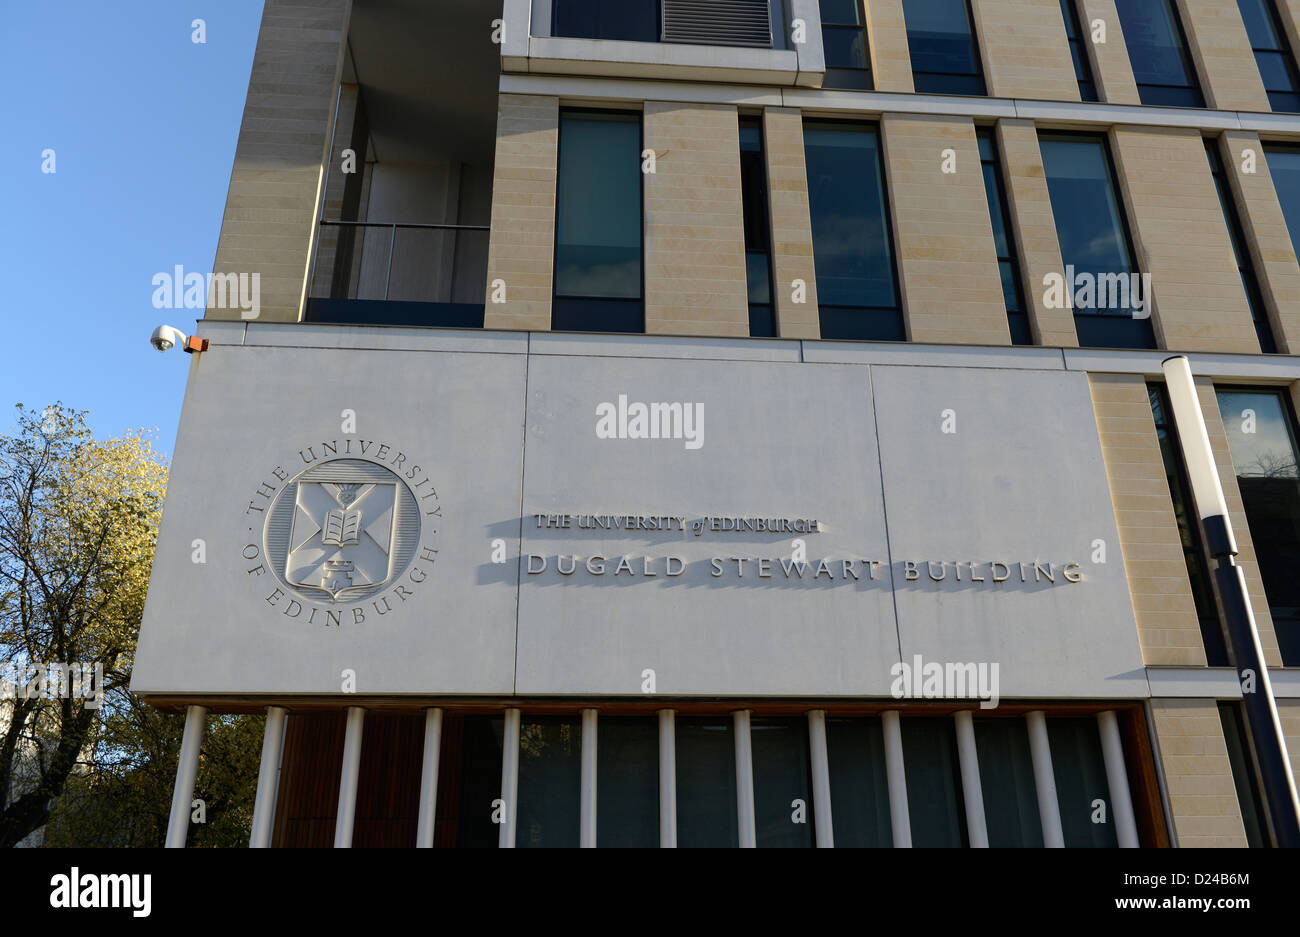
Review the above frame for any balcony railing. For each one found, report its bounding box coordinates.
[306,220,490,328]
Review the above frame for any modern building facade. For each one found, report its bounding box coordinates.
[132,0,1300,847]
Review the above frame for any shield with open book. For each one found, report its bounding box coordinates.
[286,477,397,601]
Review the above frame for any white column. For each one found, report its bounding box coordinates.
[165,705,207,848]
[807,710,834,847]
[415,708,443,848]
[954,710,989,848]
[659,709,677,847]
[734,710,757,848]
[249,705,288,848]
[499,708,521,848]
[1027,710,1065,848]
[580,708,598,847]
[881,710,912,847]
[334,706,366,848]
[1097,710,1140,848]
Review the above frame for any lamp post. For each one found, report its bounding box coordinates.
[1161,355,1300,847]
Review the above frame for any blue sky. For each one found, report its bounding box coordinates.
[1,1,267,457]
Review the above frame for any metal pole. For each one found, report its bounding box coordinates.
[499,708,521,848]
[165,705,207,848]
[1097,711,1139,848]
[881,710,911,847]
[1161,355,1300,847]
[658,709,677,847]
[415,708,443,848]
[807,710,834,847]
[384,223,396,300]
[334,706,365,848]
[580,709,598,847]
[1026,710,1064,847]
[249,706,288,848]
[733,710,756,847]
[954,710,989,847]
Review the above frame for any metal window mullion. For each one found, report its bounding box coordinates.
[881,710,912,847]
[808,710,834,847]
[734,710,757,848]
[659,709,677,847]
[580,709,598,848]
[954,710,989,848]
[249,705,288,848]
[499,708,521,848]
[1097,710,1140,847]
[165,705,207,848]
[334,706,366,848]
[1026,710,1065,847]
[415,708,443,848]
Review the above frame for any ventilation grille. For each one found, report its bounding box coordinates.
[661,0,773,48]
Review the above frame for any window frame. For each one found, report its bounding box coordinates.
[1059,0,1099,102]
[976,126,1031,345]
[901,0,988,97]
[819,0,874,90]
[1115,0,1206,108]
[1239,0,1300,112]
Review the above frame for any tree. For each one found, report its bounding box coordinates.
[0,403,167,847]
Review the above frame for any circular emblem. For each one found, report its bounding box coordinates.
[263,457,422,604]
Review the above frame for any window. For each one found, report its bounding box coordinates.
[1218,702,1267,847]
[1149,383,1230,665]
[1215,387,1300,665]
[1239,0,1300,112]
[456,715,504,848]
[675,717,739,847]
[803,120,904,341]
[975,719,1043,847]
[553,111,644,333]
[1205,140,1276,353]
[597,717,659,847]
[902,718,967,847]
[1048,719,1119,848]
[751,718,814,847]
[825,717,893,846]
[739,117,776,337]
[1059,0,1098,101]
[901,0,986,95]
[820,0,873,89]
[1114,0,1204,107]
[1038,132,1154,349]
[553,0,660,42]
[516,715,581,847]
[977,128,1031,344]
[1265,144,1300,262]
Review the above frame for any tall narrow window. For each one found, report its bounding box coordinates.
[901,0,986,95]
[516,715,581,848]
[1264,143,1300,260]
[739,116,776,337]
[1059,0,1098,101]
[1218,702,1268,846]
[597,717,659,847]
[825,718,893,846]
[553,110,644,333]
[456,715,504,848]
[553,0,660,42]
[1205,139,1276,353]
[1149,383,1230,666]
[675,717,739,847]
[751,717,814,847]
[975,718,1043,847]
[1115,0,1205,107]
[1048,718,1118,847]
[1038,132,1154,349]
[803,120,904,341]
[1239,0,1300,112]
[820,0,873,89]
[902,718,967,847]
[977,127,1031,344]
[1215,387,1300,665]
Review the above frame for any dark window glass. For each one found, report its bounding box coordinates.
[1265,144,1300,262]
[1217,702,1267,846]
[1238,0,1300,112]
[825,718,893,846]
[456,715,504,848]
[820,0,874,90]
[803,121,904,340]
[516,716,581,848]
[1149,383,1230,665]
[1215,388,1300,664]
[1115,0,1205,107]
[597,717,659,847]
[975,719,1043,847]
[740,116,776,337]
[1205,140,1276,353]
[902,718,967,847]
[902,0,987,95]
[1060,0,1098,101]
[1038,132,1155,348]
[676,717,739,847]
[977,128,1031,344]
[1047,717,1118,847]
[751,718,814,847]
[553,0,660,42]
[553,111,643,332]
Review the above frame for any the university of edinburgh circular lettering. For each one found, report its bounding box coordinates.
[263,457,421,604]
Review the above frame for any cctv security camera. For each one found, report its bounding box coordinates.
[151,324,187,353]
